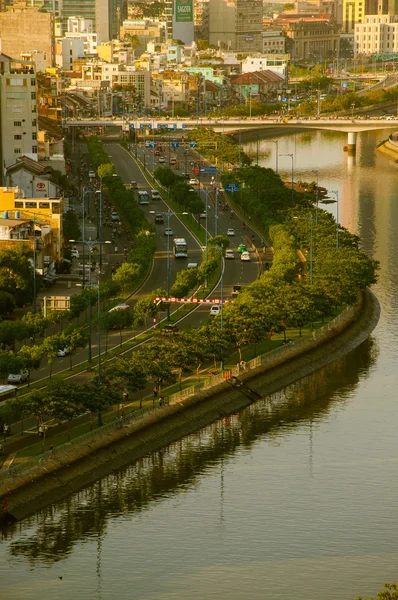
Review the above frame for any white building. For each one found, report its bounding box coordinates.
[355,14,398,55]
[101,64,151,107]
[0,54,38,184]
[67,17,94,33]
[55,38,85,70]
[241,55,288,79]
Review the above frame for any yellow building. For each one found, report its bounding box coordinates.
[343,0,367,34]
[0,186,63,261]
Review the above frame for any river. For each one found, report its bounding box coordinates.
[1,128,397,600]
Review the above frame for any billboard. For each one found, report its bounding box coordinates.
[175,0,193,22]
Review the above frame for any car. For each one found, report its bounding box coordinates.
[241,251,251,262]
[162,324,179,334]
[108,304,130,313]
[238,243,247,253]
[225,249,235,259]
[151,190,161,200]
[155,213,164,224]
[7,369,29,384]
[189,178,199,185]
[71,249,79,259]
[384,114,395,120]
[130,180,138,188]
[200,212,207,219]
[232,284,242,297]
[111,212,120,221]
[145,141,151,148]
[164,227,174,236]
[169,157,177,165]
[210,305,221,316]
[154,150,160,156]
[158,156,166,163]
[57,347,70,357]
[182,172,190,180]
[88,170,96,179]
[187,262,198,269]
[227,228,235,236]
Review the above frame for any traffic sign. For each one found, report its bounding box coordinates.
[147,123,152,129]
[171,141,179,149]
[148,142,157,148]
[129,124,135,129]
[225,183,239,193]
[182,124,187,128]
[200,166,218,175]
[173,124,177,129]
[190,141,198,148]
[139,124,145,129]
[281,97,287,102]
[157,124,162,129]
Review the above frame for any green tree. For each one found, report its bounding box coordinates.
[46,380,83,441]
[0,291,15,316]
[356,583,398,600]
[113,262,141,292]
[104,357,147,407]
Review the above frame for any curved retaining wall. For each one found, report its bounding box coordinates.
[0,289,380,524]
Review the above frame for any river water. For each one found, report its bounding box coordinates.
[1,128,398,600]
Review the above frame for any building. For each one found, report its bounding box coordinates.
[242,55,288,79]
[262,30,287,55]
[5,156,61,199]
[208,0,263,52]
[231,70,284,102]
[0,186,63,264]
[56,38,85,71]
[276,13,340,61]
[342,0,368,34]
[0,4,55,68]
[165,0,195,45]
[61,0,96,27]
[355,13,398,54]
[96,0,127,42]
[120,19,166,56]
[101,64,151,108]
[194,0,209,42]
[0,54,39,185]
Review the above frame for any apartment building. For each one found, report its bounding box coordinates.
[208,0,263,52]
[0,55,39,185]
[355,13,398,53]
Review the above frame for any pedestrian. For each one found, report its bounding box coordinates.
[123,389,128,402]
[49,444,54,457]
[239,359,246,372]
[153,386,158,399]
[114,245,118,253]
[120,403,125,417]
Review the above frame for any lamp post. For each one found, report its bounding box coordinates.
[279,153,294,203]
[70,239,111,362]
[312,169,319,225]
[329,190,339,253]
[99,173,117,268]
[294,216,313,285]
[351,103,355,119]
[81,189,92,286]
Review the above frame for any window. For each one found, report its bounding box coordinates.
[14,202,23,208]
[14,134,22,140]
[39,202,50,209]
[7,92,27,99]
[31,78,36,86]
[32,132,37,140]
[32,105,37,113]
[25,202,37,208]
[13,121,22,127]
[31,92,36,100]
[32,119,37,127]
[14,148,21,154]
[32,146,38,153]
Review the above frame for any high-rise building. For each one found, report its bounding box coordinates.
[165,0,194,44]
[96,0,127,42]
[208,0,263,52]
[0,54,39,185]
[0,4,55,67]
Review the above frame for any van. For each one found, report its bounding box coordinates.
[151,190,161,200]
[138,190,150,205]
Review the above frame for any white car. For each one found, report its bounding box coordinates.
[225,249,235,259]
[210,305,221,316]
[241,251,251,262]
[158,156,166,163]
[227,228,235,236]
[7,369,29,384]
[164,227,174,236]
[111,212,120,221]
[57,347,70,357]
[189,178,199,185]
[108,304,129,313]
[71,249,79,259]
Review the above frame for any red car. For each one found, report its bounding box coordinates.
[154,149,160,156]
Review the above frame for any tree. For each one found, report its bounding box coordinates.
[63,212,81,242]
[104,357,147,407]
[42,335,61,378]
[97,163,114,178]
[136,344,177,392]
[0,291,15,316]
[80,382,121,430]
[46,380,83,441]
[113,262,141,292]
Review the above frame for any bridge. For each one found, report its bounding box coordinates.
[63,117,398,135]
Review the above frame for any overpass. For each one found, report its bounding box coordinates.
[63,117,398,152]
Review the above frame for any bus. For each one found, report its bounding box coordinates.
[138,190,150,205]
[0,385,17,406]
[173,238,188,258]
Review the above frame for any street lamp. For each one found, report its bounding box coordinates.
[312,169,319,225]
[351,103,355,120]
[99,173,117,268]
[293,216,313,285]
[279,153,294,203]
[329,190,339,253]
[70,239,111,362]
[271,140,279,174]
[81,189,93,286]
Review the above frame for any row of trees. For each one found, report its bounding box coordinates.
[153,166,205,215]
[186,127,252,168]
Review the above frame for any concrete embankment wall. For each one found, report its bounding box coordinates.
[0,289,380,524]
[376,135,398,161]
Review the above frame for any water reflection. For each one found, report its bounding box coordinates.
[3,338,377,567]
